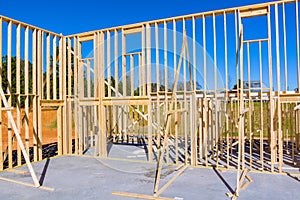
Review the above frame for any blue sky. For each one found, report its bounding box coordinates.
[0,0,273,35]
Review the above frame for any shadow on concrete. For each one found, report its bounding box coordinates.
[212,167,235,194]
[39,157,50,186]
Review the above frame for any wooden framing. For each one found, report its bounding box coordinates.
[67,0,297,37]
[16,24,21,166]
[112,191,174,200]
[7,20,12,168]
[24,26,29,156]
[37,29,43,161]
[0,1,300,198]
[0,82,40,187]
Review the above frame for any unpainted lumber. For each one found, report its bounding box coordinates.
[24,26,30,156]
[16,24,21,166]
[37,30,43,161]
[112,191,175,200]
[67,38,72,154]
[7,21,12,168]
[267,5,275,172]
[275,3,283,173]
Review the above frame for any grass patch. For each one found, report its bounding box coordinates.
[47,119,57,129]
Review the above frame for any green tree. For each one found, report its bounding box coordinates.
[1,55,33,107]
[232,79,242,90]
[105,76,116,96]
[43,44,75,99]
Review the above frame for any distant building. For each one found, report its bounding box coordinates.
[243,80,268,92]
[232,79,268,91]
[229,80,269,101]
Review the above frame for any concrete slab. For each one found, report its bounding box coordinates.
[0,155,299,200]
[107,143,149,161]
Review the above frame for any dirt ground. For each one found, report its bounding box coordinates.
[1,109,58,152]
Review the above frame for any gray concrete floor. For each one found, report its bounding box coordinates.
[0,149,299,199]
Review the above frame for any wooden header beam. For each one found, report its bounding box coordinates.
[78,34,95,42]
[240,7,268,18]
[40,100,65,107]
[102,97,149,106]
[123,26,143,35]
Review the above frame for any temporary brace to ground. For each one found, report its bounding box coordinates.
[286,172,300,182]
[225,102,252,199]
[153,30,191,197]
[111,165,187,200]
[154,164,188,197]
[0,86,54,191]
[88,153,181,199]
[226,169,253,200]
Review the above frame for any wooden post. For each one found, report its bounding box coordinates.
[99,32,107,157]
[267,6,275,172]
[115,30,119,96]
[7,21,12,168]
[146,23,153,161]
[114,30,119,138]
[37,30,43,161]
[74,36,79,155]
[223,11,230,168]
[202,14,208,167]
[275,4,283,173]
[107,30,111,97]
[164,22,168,150]
[235,10,240,122]
[163,21,168,97]
[121,30,127,141]
[87,60,91,147]
[67,38,73,154]
[142,25,146,96]
[32,29,38,160]
[93,37,98,149]
[62,37,67,154]
[16,24,21,166]
[183,19,188,165]
[283,2,288,92]
[191,16,197,166]
[57,36,63,155]
[24,26,30,155]
[53,36,57,100]
[154,22,159,150]
[78,39,83,155]
[122,29,126,96]
[46,34,51,100]
[259,41,264,171]
[173,19,179,164]
[236,14,244,196]
[246,42,252,170]
[191,93,197,166]
[213,12,219,168]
